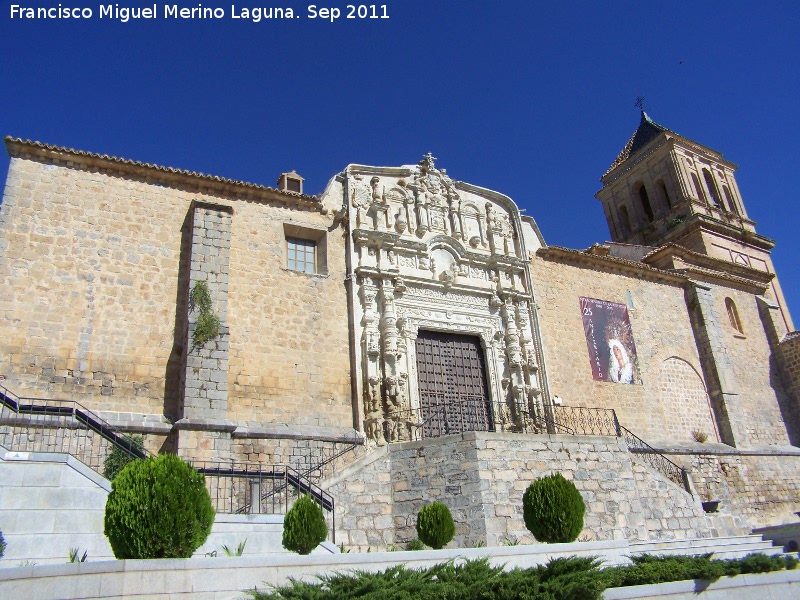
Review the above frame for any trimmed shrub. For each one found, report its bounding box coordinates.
[406,539,425,551]
[416,501,456,550]
[523,472,585,543]
[282,494,328,555]
[103,453,215,559]
[0,529,5,559]
[103,435,145,481]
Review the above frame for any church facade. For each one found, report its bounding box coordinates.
[1,113,799,547]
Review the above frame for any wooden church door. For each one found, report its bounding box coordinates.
[414,330,493,437]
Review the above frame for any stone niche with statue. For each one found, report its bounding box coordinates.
[323,154,547,445]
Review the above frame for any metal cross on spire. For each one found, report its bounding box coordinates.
[634,96,646,111]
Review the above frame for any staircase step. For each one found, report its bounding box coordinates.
[630,535,778,560]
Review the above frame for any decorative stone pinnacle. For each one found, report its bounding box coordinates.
[419,152,437,171]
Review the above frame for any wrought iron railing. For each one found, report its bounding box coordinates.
[384,402,620,442]
[296,429,366,482]
[546,405,621,437]
[194,461,337,542]
[619,425,689,492]
[0,385,151,475]
[0,384,340,521]
[385,400,528,442]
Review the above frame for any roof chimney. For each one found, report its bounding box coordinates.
[277,170,304,194]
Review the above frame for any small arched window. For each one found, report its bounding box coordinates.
[658,180,672,208]
[703,169,721,207]
[639,184,654,221]
[619,205,632,234]
[725,297,744,334]
[691,173,706,203]
[723,186,739,215]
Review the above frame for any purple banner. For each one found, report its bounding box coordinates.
[580,297,640,384]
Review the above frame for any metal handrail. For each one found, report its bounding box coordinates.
[619,425,689,493]
[0,384,341,521]
[0,385,153,468]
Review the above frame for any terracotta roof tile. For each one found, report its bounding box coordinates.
[4,136,319,203]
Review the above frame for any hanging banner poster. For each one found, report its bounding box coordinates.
[579,297,640,384]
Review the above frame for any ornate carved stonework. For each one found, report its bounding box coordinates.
[341,155,545,444]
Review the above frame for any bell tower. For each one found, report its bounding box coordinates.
[596,110,793,331]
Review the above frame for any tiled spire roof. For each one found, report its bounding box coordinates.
[603,111,675,177]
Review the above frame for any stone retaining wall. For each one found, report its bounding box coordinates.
[326,432,749,551]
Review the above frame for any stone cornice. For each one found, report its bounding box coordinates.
[538,244,773,295]
[658,213,771,250]
[536,246,687,285]
[644,243,775,288]
[5,136,323,211]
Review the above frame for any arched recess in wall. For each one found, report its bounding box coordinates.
[657,357,720,444]
[657,179,672,208]
[722,186,739,216]
[619,205,632,234]
[691,173,706,204]
[638,184,654,222]
[703,169,721,207]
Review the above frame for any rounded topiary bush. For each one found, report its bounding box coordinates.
[103,453,215,559]
[282,494,328,555]
[416,501,456,550]
[523,472,585,543]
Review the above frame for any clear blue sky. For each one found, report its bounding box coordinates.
[1,1,798,317]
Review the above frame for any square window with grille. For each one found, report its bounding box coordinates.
[286,237,316,274]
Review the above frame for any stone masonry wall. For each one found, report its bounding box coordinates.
[182,202,232,422]
[531,253,794,450]
[0,154,354,465]
[327,432,746,551]
[530,255,709,445]
[775,331,800,442]
[710,285,792,447]
[668,449,800,529]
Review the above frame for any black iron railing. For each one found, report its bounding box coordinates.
[619,425,689,492]
[384,402,620,442]
[0,385,151,475]
[0,384,340,525]
[194,461,337,542]
[546,405,621,437]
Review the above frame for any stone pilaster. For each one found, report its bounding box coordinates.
[176,201,234,461]
[686,283,745,447]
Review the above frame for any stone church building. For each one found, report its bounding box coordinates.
[1,112,799,548]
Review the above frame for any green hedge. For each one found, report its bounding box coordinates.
[282,494,328,555]
[248,552,798,600]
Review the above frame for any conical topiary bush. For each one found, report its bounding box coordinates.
[282,494,328,555]
[416,501,456,549]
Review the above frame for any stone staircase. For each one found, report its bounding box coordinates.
[0,446,115,567]
[0,446,337,568]
[629,534,779,560]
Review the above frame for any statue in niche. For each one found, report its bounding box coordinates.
[370,176,383,204]
[351,175,372,226]
[364,376,384,444]
[384,374,400,409]
[448,197,462,238]
[415,189,429,233]
[395,210,407,232]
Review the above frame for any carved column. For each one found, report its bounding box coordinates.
[361,278,383,445]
